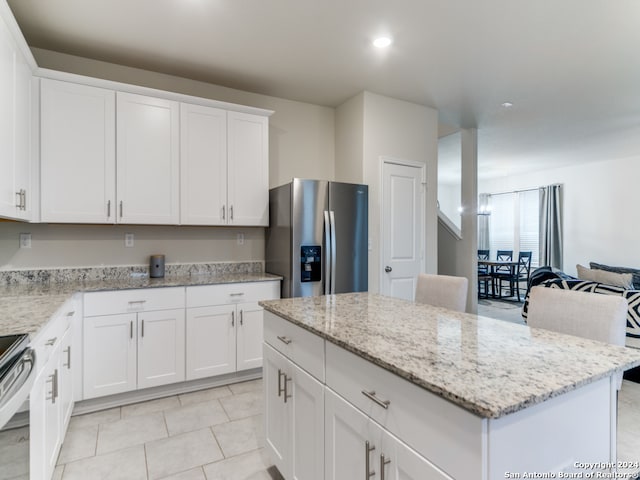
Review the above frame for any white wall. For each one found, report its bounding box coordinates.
[361,92,439,291]
[438,183,461,227]
[335,92,364,184]
[479,155,640,277]
[0,49,337,270]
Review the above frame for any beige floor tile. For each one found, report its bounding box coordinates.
[211,415,264,458]
[202,449,273,480]
[97,411,167,455]
[219,390,263,421]
[60,444,147,480]
[146,428,223,480]
[57,424,98,464]
[178,386,233,407]
[228,379,262,395]
[157,467,207,480]
[68,407,121,431]
[164,400,229,436]
[0,439,29,480]
[121,395,181,418]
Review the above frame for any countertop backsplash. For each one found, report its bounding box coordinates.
[0,261,264,286]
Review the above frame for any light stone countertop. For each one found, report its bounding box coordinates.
[0,272,281,338]
[259,292,640,418]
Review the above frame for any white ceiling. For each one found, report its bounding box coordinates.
[8,0,640,181]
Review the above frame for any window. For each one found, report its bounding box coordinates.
[488,190,539,267]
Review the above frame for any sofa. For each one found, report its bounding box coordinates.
[522,264,640,350]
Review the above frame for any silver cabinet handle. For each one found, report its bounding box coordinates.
[380,454,390,480]
[45,337,57,346]
[362,390,390,409]
[365,441,375,479]
[15,191,21,209]
[130,321,133,339]
[229,292,245,297]
[141,319,145,337]
[15,190,26,210]
[277,335,292,345]
[240,310,243,325]
[119,200,123,217]
[63,346,71,369]
[22,190,26,210]
[230,205,233,221]
[107,200,111,217]
[128,300,146,305]
[231,311,235,327]
[277,368,285,397]
[283,373,292,403]
[46,369,59,403]
[222,205,225,220]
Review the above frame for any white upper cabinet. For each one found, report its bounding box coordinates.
[227,111,269,226]
[40,79,116,223]
[116,92,180,224]
[0,11,32,221]
[180,103,227,225]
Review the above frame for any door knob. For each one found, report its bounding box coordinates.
[384,266,392,273]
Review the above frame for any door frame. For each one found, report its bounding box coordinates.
[379,156,427,295]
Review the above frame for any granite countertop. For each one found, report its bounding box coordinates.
[0,271,281,338]
[259,292,640,419]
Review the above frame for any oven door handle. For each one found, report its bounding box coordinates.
[0,348,36,429]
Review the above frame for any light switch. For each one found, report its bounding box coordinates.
[19,233,31,249]
[237,233,244,245]
[125,233,134,248]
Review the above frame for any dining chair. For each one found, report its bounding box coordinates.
[492,250,513,297]
[494,251,532,301]
[415,274,469,312]
[527,286,627,389]
[477,249,492,298]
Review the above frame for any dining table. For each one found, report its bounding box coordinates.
[478,259,521,298]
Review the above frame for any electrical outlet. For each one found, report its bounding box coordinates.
[19,233,31,249]
[237,233,244,245]
[125,233,134,248]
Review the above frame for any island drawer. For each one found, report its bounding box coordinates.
[263,311,324,381]
[31,299,74,370]
[186,281,279,308]
[325,341,484,480]
[84,287,185,316]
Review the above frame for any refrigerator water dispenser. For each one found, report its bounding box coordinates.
[300,246,322,282]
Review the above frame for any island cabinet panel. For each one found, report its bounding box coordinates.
[264,343,324,480]
[325,342,483,480]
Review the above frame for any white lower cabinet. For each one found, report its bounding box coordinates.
[325,389,449,480]
[30,299,77,480]
[82,288,185,399]
[264,344,324,480]
[185,281,279,380]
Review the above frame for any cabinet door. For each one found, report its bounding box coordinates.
[264,344,291,479]
[138,308,186,389]
[236,302,264,371]
[185,305,236,380]
[83,313,137,399]
[291,362,324,480]
[381,430,452,480]
[30,351,62,480]
[325,388,382,480]
[180,103,227,225]
[41,79,116,223]
[227,111,268,226]
[58,327,74,435]
[116,92,179,224]
[12,43,31,220]
[0,16,16,218]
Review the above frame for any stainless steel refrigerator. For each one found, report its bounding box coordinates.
[266,179,368,298]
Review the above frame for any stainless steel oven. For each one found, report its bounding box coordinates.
[0,334,36,428]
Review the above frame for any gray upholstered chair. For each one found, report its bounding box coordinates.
[527,286,627,389]
[415,274,469,312]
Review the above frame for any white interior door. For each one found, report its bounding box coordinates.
[381,161,424,300]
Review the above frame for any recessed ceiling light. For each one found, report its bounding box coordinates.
[373,36,392,48]
[501,102,514,108]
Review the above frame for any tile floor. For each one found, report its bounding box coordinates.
[0,378,281,480]
[2,377,639,479]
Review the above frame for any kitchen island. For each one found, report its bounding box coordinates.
[260,293,640,480]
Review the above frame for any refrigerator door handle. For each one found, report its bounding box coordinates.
[329,210,337,294]
[324,210,331,295]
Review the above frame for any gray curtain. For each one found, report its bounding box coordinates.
[478,193,490,250]
[539,185,563,269]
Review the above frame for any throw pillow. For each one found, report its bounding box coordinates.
[576,264,599,282]
[578,264,634,289]
[590,262,640,290]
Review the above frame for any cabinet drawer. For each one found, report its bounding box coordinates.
[186,281,279,308]
[325,342,483,480]
[263,311,324,381]
[31,300,74,372]
[84,287,185,316]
